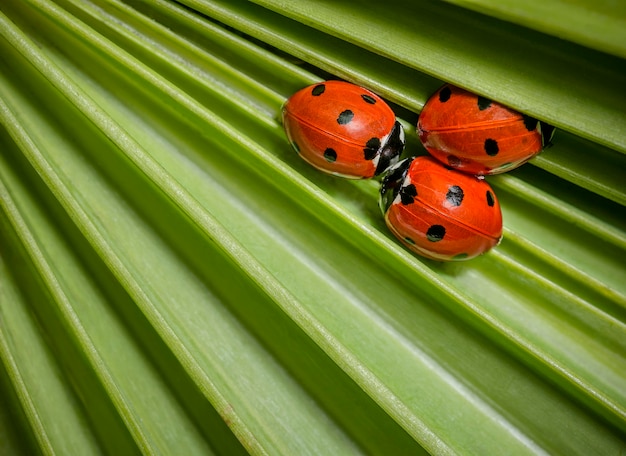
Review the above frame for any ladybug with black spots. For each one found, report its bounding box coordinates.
[418,84,555,175]
[282,80,405,178]
[380,156,503,261]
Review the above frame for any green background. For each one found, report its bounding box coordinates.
[1,0,625,454]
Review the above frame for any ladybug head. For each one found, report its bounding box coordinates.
[379,157,412,214]
[374,121,405,176]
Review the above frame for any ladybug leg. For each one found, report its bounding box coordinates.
[374,121,405,176]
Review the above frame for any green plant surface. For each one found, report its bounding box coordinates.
[0,0,625,455]
[439,0,626,59]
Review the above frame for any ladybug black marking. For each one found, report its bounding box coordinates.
[486,190,495,207]
[522,115,539,131]
[439,86,452,102]
[446,185,464,206]
[337,110,354,125]
[324,148,337,162]
[311,84,325,96]
[426,225,446,242]
[400,184,418,205]
[477,96,492,110]
[361,94,376,104]
[364,137,381,160]
[484,138,499,156]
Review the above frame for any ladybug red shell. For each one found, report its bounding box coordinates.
[418,84,554,175]
[282,81,405,178]
[380,156,502,261]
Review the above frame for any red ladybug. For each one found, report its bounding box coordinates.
[282,81,405,178]
[380,156,503,261]
[418,84,554,175]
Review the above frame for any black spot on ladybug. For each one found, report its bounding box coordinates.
[324,148,337,162]
[522,115,539,131]
[453,253,468,260]
[361,94,376,104]
[292,142,300,153]
[404,237,415,245]
[337,110,354,125]
[484,138,499,156]
[400,184,417,205]
[486,190,495,207]
[311,84,325,96]
[477,96,492,110]
[426,225,446,242]
[364,137,381,160]
[447,155,462,167]
[446,186,464,206]
[439,86,452,102]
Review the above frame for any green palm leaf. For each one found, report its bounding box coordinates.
[1,0,625,454]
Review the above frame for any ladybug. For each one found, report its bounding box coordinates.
[417,84,555,175]
[282,81,405,179]
[380,156,503,261]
